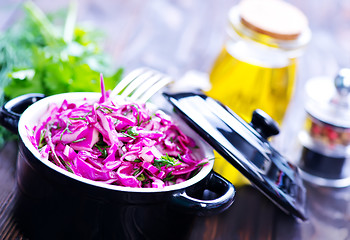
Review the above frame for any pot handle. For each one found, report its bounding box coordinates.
[171,171,235,216]
[0,93,45,133]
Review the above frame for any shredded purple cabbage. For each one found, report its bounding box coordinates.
[29,77,209,188]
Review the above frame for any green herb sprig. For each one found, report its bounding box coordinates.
[0,1,123,148]
[154,154,180,169]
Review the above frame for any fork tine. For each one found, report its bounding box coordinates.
[110,67,148,97]
[137,75,173,102]
[110,67,173,102]
[128,72,164,100]
[119,69,156,98]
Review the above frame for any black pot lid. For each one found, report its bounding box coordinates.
[163,92,307,220]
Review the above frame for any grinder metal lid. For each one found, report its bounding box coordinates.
[163,92,307,220]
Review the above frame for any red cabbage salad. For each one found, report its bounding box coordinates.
[28,81,209,188]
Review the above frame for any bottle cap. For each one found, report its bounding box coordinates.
[239,0,308,40]
[228,0,311,51]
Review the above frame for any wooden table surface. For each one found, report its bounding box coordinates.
[1,0,350,239]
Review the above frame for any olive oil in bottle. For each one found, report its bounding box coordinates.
[207,0,311,185]
[208,46,297,125]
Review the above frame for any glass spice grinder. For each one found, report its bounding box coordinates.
[298,69,350,187]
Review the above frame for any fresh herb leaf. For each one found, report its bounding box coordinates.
[94,140,109,158]
[133,168,141,176]
[154,154,180,168]
[65,162,74,174]
[69,117,86,120]
[60,122,72,140]
[96,106,113,113]
[131,104,141,126]
[163,171,175,182]
[126,127,138,136]
[72,137,86,143]
[120,127,138,139]
[38,129,46,148]
[120,132,136,139]
[137,173,146,182]
[197,161,208,167]
[58,156,73,174]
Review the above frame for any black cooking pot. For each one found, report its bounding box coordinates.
[0,92,235,240]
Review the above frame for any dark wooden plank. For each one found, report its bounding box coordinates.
[0,141,23,239]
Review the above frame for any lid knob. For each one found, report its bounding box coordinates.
[250,109,280,139]
[334,68,350,97]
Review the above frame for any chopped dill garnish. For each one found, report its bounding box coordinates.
[72,137,86,143]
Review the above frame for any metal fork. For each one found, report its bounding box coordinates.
[110,67,173,102]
